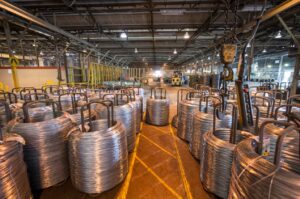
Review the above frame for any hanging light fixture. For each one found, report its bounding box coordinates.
[40,51,44,56]
[275,30,282,39]
[173,49,177,54]
[134,48,138,53]
[262,48,267,53]
[120,32,127,39]
[83,49,87,53]
[12,50,16,54]
[246,42,251,48]
[168,56,171,60]
[183,32,190,39]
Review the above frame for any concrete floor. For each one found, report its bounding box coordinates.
[38,86,213,199]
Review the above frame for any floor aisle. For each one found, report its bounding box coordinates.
[40,87,212,199]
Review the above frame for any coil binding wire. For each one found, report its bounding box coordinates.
[0,131,31,199]
[228,121,300,198]
[146,87,170,126]
[6,100,76,190]
[68,101,128,194]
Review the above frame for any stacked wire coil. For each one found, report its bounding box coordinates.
[68,101,128,194]
[228,122,300,199]
[6,101,76,189]
[177,99,200,142]
[190,97,231,159]
[0,133,31,199]
[146,88,170,126]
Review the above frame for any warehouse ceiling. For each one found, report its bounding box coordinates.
[0,0,299,68]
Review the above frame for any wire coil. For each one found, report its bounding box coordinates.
[177,99,200,142]
[228,121,300,199]
[68,101,128,194]
[0,133,31,199]
[146,88,170,126]
[6,100,76,190]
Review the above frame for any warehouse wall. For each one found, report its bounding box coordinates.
[0,67,66,90]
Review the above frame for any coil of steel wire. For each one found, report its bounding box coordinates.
[200,104,253,198]
[177,94,200,142]
[171,89,192,128]
[189,96,231,159]
[146,87,170,126]
[228,121,300,199]
[6,100,76,190]
[0,132,31,199]
[101,94,136,152]
[124,89,142,134]
[68,101,128,194]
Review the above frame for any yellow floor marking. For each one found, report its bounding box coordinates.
[136,156,183,199]
[140,134,176,159]
[169,125,193,199]
[117,112,146,199]
[149,126,172,135]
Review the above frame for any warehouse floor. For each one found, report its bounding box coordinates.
[38,86,212,199]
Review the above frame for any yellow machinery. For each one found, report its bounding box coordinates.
[171,71,183,86]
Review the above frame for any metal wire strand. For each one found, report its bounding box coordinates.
[6,111,76,190]
[68,120,128,194]
[146,98,170,126]
[0,134,31,199]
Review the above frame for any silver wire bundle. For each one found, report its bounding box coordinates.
[146,98,170,126]
[228,138,300,199]
[0,134,31,199]
[129,99,142,133]
[114,103,136,152]
[68,120,128,194]
[177,99,200,142]
[263,123,300,174]
[6,112,76,190]
[190,111,231,159]
[200,129,253,198]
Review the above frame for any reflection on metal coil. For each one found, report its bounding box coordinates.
[0,134,31,199]
[146,98,169,126]
[68,120,128,194]
[7,109,76,189]
[177,100,199,142]
[228,121,300,199]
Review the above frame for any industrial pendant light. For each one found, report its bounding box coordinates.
[120,32,127,39]
[246,43,251,48]
[134,48,138,53]
[184,32,190,39]
[262,48,267,53]
[173,49,177,54]
[275,30,282,38]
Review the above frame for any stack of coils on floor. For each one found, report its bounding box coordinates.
[6,100,76,190]
[102,93,136,152]
[200,103,255,198]
[177,91,201,142]
[68,101,128,194]
[146,87,170,126]
[172,89,192,128]
[190,96,232,159]
[0,131,31,199]
[228,120,300,198]
[0,100,12,127]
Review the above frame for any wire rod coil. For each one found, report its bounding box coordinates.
[146,87,170,126]
[189,96,231,159]
[0,133,31,199]
[68,101,128,194]
[228,121,300,199]
[6,100,76,190]
[200,103,253,198]
[177,98,200,142]
[102,94,136,152]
